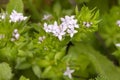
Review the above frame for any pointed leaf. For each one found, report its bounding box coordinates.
[32,65,41,78]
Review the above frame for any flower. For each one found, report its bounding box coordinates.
[0,34,5,39]
[116,20,120,27]
[42,14,52,20]
[52,22,66,41]
[115,43,120,47]
[0,12,7,21]
[60,15,79,29]
[14,33,20,40]
[9,10,27,23]
[67,28,78,38]
[11,29,20,42]
[38,36,46,43]
[83,21,93,27]
[43,15,79,41]
[44,21,66,41]
[44,23,54,33]
[60,15,79,37]
[64,66,75,79]
[53,28,66,41]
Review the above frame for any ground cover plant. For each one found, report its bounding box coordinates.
[0,0,120,80]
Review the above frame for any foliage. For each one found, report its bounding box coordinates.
[0,62,13,80]
[69,42,120,80]
[19,76,29,80]
[0,0,120,80]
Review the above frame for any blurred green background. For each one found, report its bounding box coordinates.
[0,0,118,22]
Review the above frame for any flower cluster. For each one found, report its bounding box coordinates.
[44,15,79,41]
[9,10,27,23]
[11,29,20,42]
[0,10,27,23]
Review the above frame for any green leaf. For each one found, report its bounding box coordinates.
[69,43,120,80]
[6,0,24,13]
[32,65,41,78]
[15,58,31,69]
[19,76,30,80]
[92,10,100,20]
[15,61,31,69]
[0,62,13,80]
[42,66,55,78]
[54,47,66,63]
[75,6,79,16]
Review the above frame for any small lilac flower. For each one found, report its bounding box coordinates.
[38,36,46,43]
[83,21,93,28]
[67,28,78,38]
[14,33,20,40]
[0,12,7,21]
[44,21,66,41]
[60,15,79,37]
[9,10,27,23]
[61,15,79,29]
[42,14,52,20]
[11,29,20,41]
[52,21,66,41]
[115,43,120,47]
[64,66,75,79]
[0,34,5,39]
[116,20,120,27]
